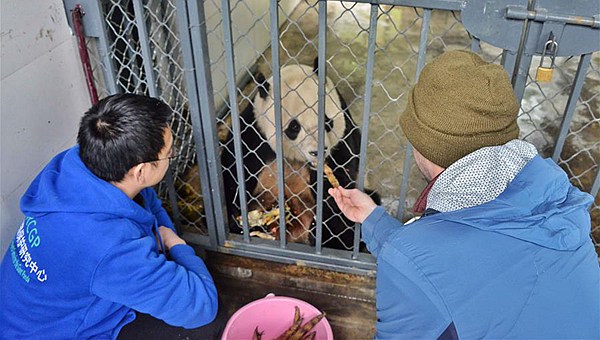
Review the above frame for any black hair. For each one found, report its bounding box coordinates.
[77,94,172,182]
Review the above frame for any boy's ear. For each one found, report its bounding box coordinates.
[133,163,146,184]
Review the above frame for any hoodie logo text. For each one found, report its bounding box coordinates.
[10,217,48,283]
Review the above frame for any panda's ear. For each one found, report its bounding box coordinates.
[256,73,270,99]
[312,57,327,83]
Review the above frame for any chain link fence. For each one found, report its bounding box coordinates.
[77,0,599,271]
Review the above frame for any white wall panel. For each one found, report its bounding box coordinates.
[1,0,89,254]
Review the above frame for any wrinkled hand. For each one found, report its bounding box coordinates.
[158,226,186,250]
[328,187,377,224]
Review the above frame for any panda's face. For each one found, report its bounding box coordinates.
[254,64,346,165]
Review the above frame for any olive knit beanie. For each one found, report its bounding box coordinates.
[399,50,520,168]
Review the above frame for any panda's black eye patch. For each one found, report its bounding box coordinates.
[285,119,301,140]
[324,114,333,133]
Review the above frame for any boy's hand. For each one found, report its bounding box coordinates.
[158,226,186,250]
[328,187,377,224]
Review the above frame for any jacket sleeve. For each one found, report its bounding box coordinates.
[142,188,175,231]
[361,206,404,257]
[90,233,218,329]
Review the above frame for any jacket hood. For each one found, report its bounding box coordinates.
[429,155,594,251]
[20,146,154,226]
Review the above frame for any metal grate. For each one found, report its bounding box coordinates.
[67,0,600,273]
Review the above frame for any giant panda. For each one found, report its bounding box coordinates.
[221,59,379,250]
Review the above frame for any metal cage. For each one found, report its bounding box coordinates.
[64,0,600,275]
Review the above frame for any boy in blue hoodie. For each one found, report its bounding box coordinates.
[0,94,221,339]
[329,50,600,338]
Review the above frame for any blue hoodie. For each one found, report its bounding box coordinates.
[0,146,218,339]
[362,155,600,338]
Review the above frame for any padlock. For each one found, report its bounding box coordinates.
[536,39,558,83]
[536,66,553,82]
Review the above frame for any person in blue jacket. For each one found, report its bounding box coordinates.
[329,50,600,339]
[0,94,221,339]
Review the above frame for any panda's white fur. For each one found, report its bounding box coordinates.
[253,64,346,164]
[221,60,379,249]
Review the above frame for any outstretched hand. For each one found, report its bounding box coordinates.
[328,187,377,224]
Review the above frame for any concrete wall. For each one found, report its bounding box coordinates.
[1,0,90,254]
[205,0,301,110]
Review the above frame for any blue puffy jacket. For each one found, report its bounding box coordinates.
[362,155,600,338]
[0,146,218,339]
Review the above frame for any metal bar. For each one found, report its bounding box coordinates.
[315,0,328,255]
[345,0,464,11]
[512,53,533,103]
[216,64,259,119]
[175,0,214,248]
[591,166,600,198]
[133,2,185,234]
[84,0,119,95]
[221,236,377,276]
[221,0,251,242]
[120,8,143,94]
[269,0,287,249]
[506,6,600,28]
[415,8,431,94]
[182,231,211,247]
[397,145,413,221]
[164,167,183,236]
[134,2,184,236]
[510,0,533,88]
[219,246,376,276]
[501,50,518,80]
[132,0,158,96]
[552,53,593,161]
[158,3,179,101]
[396,8,431,221]
[353,4,379,260]
[470,36,480,53]
[184,0,225,249]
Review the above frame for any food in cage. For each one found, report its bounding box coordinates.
[246,209,265,227]
[236,207,288,228]
[323,164,339,188]
[236,205,292,240]
[252,306,326,340]
[249,230,276,240]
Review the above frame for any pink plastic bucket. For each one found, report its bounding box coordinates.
[222,293,334,340]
